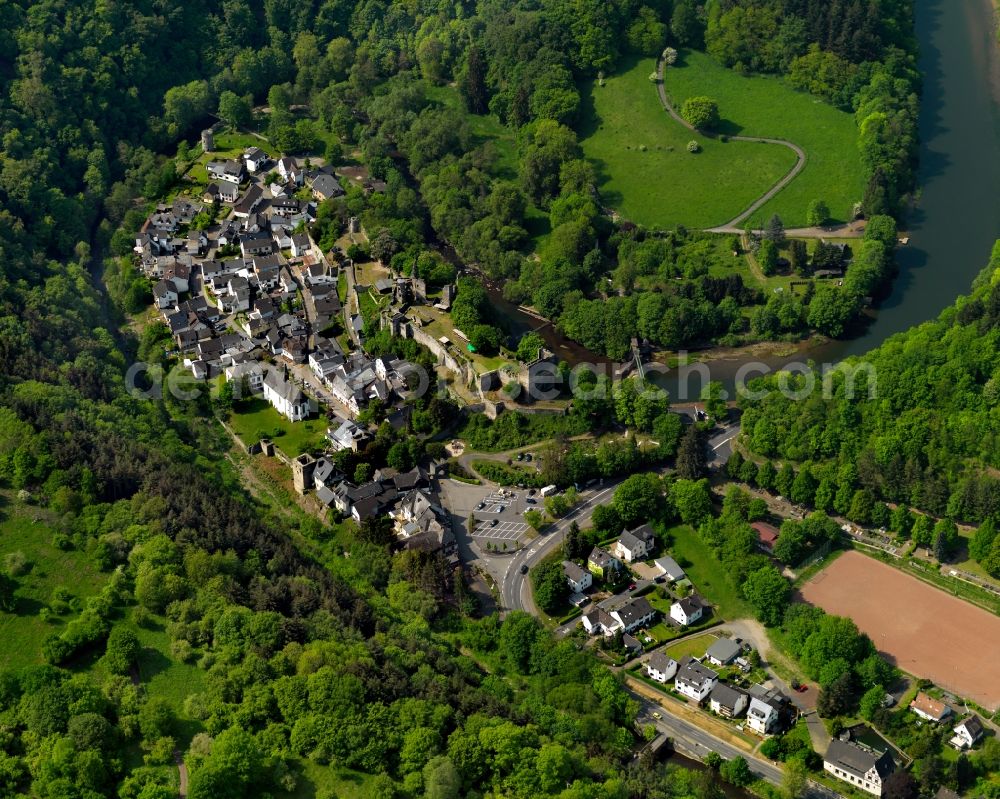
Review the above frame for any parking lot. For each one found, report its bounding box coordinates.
[472,519,529,540]
[438,480,538,550]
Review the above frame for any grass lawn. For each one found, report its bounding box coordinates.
[289,763,383,799]
[663,50,865,226]
[664,631,718,662]
[228,398,328,457]
[0,494,110,670]
[578,55,795,230]
[667,524,754,620]
[357,287,389,325]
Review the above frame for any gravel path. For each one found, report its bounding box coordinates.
[655,55,806,233]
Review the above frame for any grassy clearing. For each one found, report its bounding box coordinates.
[663,50,864,226]
[578,55,794,230]
[667,524,753,620]
[0,495,109,670]
[289,764,383,799]
[664,632,718,662]
[228,398,328,457]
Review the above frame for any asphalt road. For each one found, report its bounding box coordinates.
[500,481,620,613]
[636,697,842,799]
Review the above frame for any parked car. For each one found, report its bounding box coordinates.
[629,583,637,590]
[516,453,524,461]
[476,502,485,510]
[795,684,808,693]
[524,454,532,462]
[528,488,536,495]
[490,519,498,527]
[525,498,536,505]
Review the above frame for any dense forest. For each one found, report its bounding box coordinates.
[0,0,964,795]
[739,242,1000,577]
[0,0,752,796]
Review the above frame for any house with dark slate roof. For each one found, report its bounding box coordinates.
[823,739,895,795]
[709,683,749,718]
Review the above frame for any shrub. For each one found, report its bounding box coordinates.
[4,551,29,577]
[687,140,700,153]
[680,96,719,130]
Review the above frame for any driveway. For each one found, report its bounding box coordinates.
[719,619,830,752]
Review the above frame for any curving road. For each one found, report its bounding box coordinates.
[654,55,806,234]
[500,482,621,613]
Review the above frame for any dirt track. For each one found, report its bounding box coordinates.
[799,551,1000,711]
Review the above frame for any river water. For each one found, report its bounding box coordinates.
[484,0,1000,396]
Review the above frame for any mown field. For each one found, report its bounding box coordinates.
[662,50,865,226]
[667,523,754,620]
[228,398,329,457]
[578,56,796,230]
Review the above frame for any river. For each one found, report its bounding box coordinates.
[482,0,1000,396]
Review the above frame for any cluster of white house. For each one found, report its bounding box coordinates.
[909,691,985,751]
[640,653,986,796]
[137,145,425,431]
[643,642,793,735]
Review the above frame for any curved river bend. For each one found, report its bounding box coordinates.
[485,0,1000,395]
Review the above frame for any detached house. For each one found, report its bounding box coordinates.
[224,361,264,395]
[220,276,251,314]
[327,417,370,452]
[909,692,951,723]
[710,684,749,718]
[311,172,344,201]
[613,523,655,563]
[654,555,685,583]
[670,595,704,626]
[277,156,302,185]
[610,597,657,634]
[563,561,593,594]
[152,279,178,310]
[674,658,718,702]
[645,651,678,683]
[706,637,741,666]
[950,716,984,750]
[262,367,311,421]
[746,685,792,734]
[588,547,621,579]
[205,180,239,203]
[291,233,312,258]
[823,740,895,796]
[207,159,246,184]
[243,146,268,173]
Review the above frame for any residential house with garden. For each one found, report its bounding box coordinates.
[674,658,718,702]
[705,637,741,667]
[670,595,704,626]
[588,547,621,580]
[909,692,951,723]
[645,651,678,683]
[950,716,984,750]
[563,561,593,594]
[709,683,749,719]
[613,523,655,563]
[823,739,895,796]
